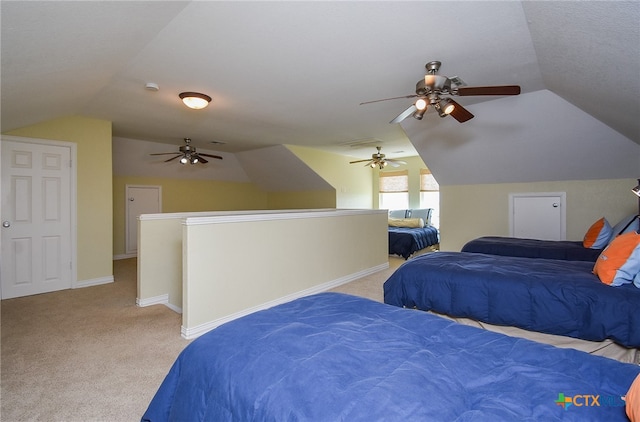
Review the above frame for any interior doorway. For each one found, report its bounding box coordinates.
[125,185,161,256]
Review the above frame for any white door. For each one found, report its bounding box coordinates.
[125,185,161,255]
[1,138,74,299]
[510,193,566,240]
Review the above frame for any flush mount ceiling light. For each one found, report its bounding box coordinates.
[179,92,212,110]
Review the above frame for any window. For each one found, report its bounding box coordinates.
[419,169,440,228]
[379,170,408,211]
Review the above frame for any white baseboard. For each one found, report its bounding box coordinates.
[114,253,137,260]
[73,276,114,289]
[181,262,389,340]
[137,294,169,307]
[137,294,183,314]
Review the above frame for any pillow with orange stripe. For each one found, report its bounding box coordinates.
[583,217,613,249]
[593,232,640,286]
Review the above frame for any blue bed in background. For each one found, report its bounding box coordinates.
[384,252,640,349]
[142,293,639,421]
[387,208,439,259]
[461,236,602,261]
[388,225,439,259]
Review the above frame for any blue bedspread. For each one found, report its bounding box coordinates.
[384,252,640,347]
[142,293,638,421]
[461,236,602,261]
[388,225,439,259]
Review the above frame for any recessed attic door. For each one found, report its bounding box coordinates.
[509,192,566,240]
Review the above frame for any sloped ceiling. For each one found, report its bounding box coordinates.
[1,1,638,186]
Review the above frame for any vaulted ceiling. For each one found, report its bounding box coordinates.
[2,1,638,185]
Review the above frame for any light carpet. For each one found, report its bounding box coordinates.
[1,254,414,421]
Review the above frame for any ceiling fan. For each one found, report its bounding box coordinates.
[349,146,407,169]
[361,60,521,124]
[150,138,223,164]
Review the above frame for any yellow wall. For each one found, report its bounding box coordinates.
[440,178,638,252]
[286,145,373,208]
[373,155,428,209]
[267,190,336,209]
[113,175,269,256]
[4,116,113,283]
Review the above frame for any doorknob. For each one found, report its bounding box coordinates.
[552,203,559,207]
[2,221,10,228]
[129,198,135,201]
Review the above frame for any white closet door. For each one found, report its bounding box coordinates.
[1,139,73,299]
[510,193,566,240]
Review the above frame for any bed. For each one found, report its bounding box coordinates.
[383,252,640,359]
[388,225,439,259]
[388,208,439,259]
[460,214,639,262]
[142,293,638,421]
[461,236,602,261]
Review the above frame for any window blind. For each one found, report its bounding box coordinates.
[379,170,409,193]
[420,169,439,192]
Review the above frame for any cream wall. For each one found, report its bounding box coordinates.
[112,175,268,256]
[4,116,113,283]
[266,190,336,209]
[440,178,638,252]
[181,209,388,338]
[373,155,428,210]
[287,145,373,208]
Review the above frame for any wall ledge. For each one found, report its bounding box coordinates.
[184,208,386,226]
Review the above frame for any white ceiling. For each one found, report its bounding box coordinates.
[2,1,639,169]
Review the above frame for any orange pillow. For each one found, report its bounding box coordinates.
[583,217,613,248]
[593,232,640,285]
[626,373,640,422]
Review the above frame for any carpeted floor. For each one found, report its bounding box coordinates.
[1,253,420,421]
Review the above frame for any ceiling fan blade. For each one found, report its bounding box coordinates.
[360,94,417,105]
[448,99,474,123]
[199,153,223,160]
[457,85,521,96]
[164,155,182,162]
[386,159,407,165]
[390,105,417,124]
[363,160,375,167]
[150,152,181,156]
[349,159,373,164]
[197,156,208,164]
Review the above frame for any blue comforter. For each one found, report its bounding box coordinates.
[384,252,640,347]
[388,225,439,259]
[461,236,602,261]
[142,293,638,421]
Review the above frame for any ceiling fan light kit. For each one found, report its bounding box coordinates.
[360,60,521,124]
[150,138,223,165]
[350,146,406,170]
[179,92,212,109]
